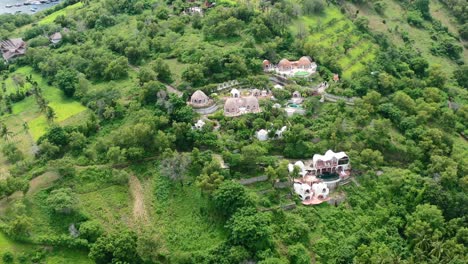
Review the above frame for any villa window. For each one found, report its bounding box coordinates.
[338,157,349,165]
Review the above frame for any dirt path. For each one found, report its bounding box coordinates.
[27,171,60,196]
[129,175,148,224]
[165,84,183,97]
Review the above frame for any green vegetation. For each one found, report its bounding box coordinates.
[0,0,466,263]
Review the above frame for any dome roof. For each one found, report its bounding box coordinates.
[224,98,240,110]
[297,56,312,66]
[278,58,292,68]
[244,96,259,106]
[191,90,209,101]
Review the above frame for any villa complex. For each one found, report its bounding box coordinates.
[223,88,261,116]
[263,56,317,78]
[289,150,351,205]
[1,38,27,62]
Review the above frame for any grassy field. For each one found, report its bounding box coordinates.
[165,58,189,85]
[0,232,91,264]
[345,0,466,75]
[1,67,87,142]
[291,6,378,79]
[38,2,84,25]
[78,185,132,230]
[152,175,226,253]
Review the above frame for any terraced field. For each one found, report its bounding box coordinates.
[292,6,378,79]
[345,0,466,75]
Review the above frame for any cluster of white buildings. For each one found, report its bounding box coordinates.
[255,126,287,141]
[289,150,351,205]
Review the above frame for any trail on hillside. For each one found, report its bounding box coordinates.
[27,171,60,196]
[129,175,149,224]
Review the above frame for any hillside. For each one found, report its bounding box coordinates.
[0,0,467,263]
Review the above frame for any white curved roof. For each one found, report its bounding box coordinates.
[231,88,240,94]
[312,150,348,165]
[257,129,268,136]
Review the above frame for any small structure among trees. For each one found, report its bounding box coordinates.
[49,32,63,44]
[1,38,27,62]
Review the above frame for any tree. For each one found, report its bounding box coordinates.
[79,220,104,243]
[159,150,191,186]
[89,229,141,264]
[55,69,78,97]
[303,0,325,15]
[152,58,172,83]
[414,0,431,20]
[140,81,165,105]
[182,64,205,86]
[45,106,56,123]
[137,66,157,85]
[212,181,254,218]
[136,227,167,263]
[226,208,272,252]
[405,204,445,253]
[0,122,13,141]
[427,65,447,88]
[46,188,78,214]
[2,252,14,264]
[1,143,23,163]
[454,65,468,88]
[240,143,267,172]
[197,171,224,194]
[355,16,369,32]
[104,57,129,80]
[7,215,32,239]
[288,243,311,264]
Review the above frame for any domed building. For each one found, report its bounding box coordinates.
[243,96,259,112]
[278,59,292,71]
[189,90,218,114]
[190,90,210,106]
[262,60,271,70]
[297,56,312,69]
[262,56,317,78]
[224,96,261,117]
[224,98,240,115]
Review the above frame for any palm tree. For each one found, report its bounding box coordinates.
[45,106,56,123]
[0,122,13,141]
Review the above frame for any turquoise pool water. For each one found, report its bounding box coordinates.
[288,103,302,108]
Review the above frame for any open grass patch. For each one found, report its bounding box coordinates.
[78,185,131,230]
[153,177,226,253]
[6,67,87,140]
[38,2,84,25]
